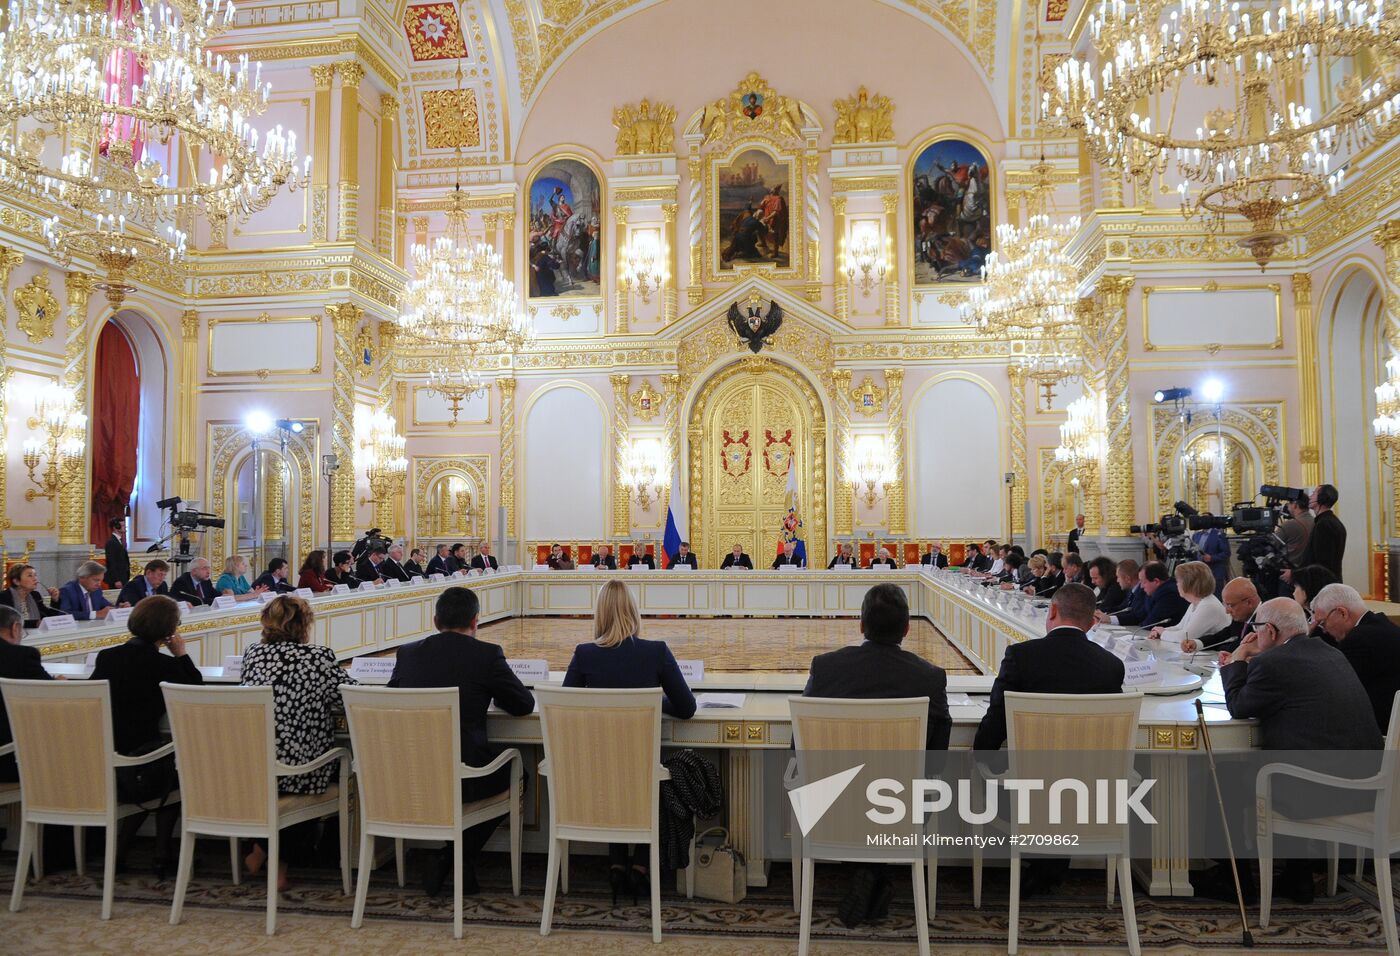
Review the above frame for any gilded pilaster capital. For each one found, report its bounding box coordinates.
[0,246,23,289]
[181,309,199,341]
[338,62,366,88]
[311,64,337,90]
[831,196,847,216]
[64,272,95,329]
[1098,274,1135,307]
[1291,272,1312,303]
[882,367,904,390]
[881,193,899,214]
[661,203,677,223]
[378,321,397,352]
[609,372,631,394]
[498,211,516,231]
[326,302,364,338]
[1007,364,1027,389]
[379,93,400,115]
[411,215,430,234]
[612,205,631,225]
[659,372,680,401]
[1372,221,1400,256]
[497,376,516,397]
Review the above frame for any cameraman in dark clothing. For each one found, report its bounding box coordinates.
[1299,484,1346,582]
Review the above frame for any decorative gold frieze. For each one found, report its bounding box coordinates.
[832,86,894,144]
[423,88,482,149]
[628,380,663,421]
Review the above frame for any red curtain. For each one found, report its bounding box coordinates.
[90,323,140,544]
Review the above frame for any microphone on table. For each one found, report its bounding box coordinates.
[1188,613,1256,665]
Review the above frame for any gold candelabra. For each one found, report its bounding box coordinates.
[356,410,407,508]
[21,383,87,502]
[1374,353,1400,454]
[848,435,895,508]
[843,230,889,295]
[622,438,667,511]
[619,231,668,304]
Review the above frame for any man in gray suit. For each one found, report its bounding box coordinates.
[1218,597,1382,903]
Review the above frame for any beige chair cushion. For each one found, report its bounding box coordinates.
[0,781,19,801]
[277,783,341,817]
[463,790,510,818]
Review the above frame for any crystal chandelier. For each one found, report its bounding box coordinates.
[355,409,407,508]
[843,229,889,295]
[961,159,1082,341]
[0,0,309,305]
[1374,353,1400,450]
[847,434,896,509]
[621,437,667,511]
[1047,0,1400,269]
[1054,389,1108,468]
[619,230,667,304]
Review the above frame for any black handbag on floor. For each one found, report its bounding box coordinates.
[115,740,176,807]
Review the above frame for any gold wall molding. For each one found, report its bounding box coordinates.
[1151,403,1283,518]
[831,368,854,536]
[0,247,15,543]
[58,272,94,546]
[1008,365,1029,537]
[609,372,631,536]
[177,310,200,500]
[413,455,490,543]
[612,186,678,204]
[326,302,363,541]
[226,34,403,90]
[206,313,324,378]
[498,377,517,536]
[612,98,676,155]
[13,271,58,342]
[884,366,907,535]
[1140,282,1283,353]
[1292,273,1323,484]
[1099,275,1136,536]
[849,375,886,417]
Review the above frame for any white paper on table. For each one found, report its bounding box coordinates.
[946,693,985,707]
[1123,659,1162,687]
[677,660,704,684]
[223,655,244,679]
[695,693,746,709]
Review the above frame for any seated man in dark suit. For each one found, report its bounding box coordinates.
[171,557,219,605]
[996,552,1033,589]
[426,544,452,576]
[804,582,951,928]
[974,583,1125,895]
[389,587,535,896]
[546,543,576,570]
[868,547,898,569]
[0,605,52,781]
[325,550,363,589]
[772,541,805,568]
[116,559,172,606]
[1311,583,1400,732]
[720,543,753,569]
[470,542,500,572]
[590,544,617,570]
[960,542,983,570]
[104,517,131,589]
[1086,557,1123,613]
[59,560,117,620]
[403,548,427,578]
[1182,576,1260,654]
[1101,561,1185,628]
[1062,553,1087,586]
[380,544,413,581]
[251,558,295,593]
[448,543,470,573]
[626,549,655,569]
[1219,597,1383,902]
[666,541,699,570]
[920,543,949,568]
[356,545,391,584]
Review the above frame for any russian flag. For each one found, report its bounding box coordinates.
[661,463,685,569]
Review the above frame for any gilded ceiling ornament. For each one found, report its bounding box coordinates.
[613,98,676,155]
[423,88,482,149]
[628,380,663,421]
[832,86,894,144]
[701,72,809,146]
[13,271,59,342]
[849,376,887,417]
[403,2,468,61]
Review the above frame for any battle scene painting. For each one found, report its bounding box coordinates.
[717,148,792,271]
[527,157,602,298]
[911,138,992,284]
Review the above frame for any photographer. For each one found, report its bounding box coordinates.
[1190,517,1231,596]
[1299,484,1346,581]
[1277,492,1313,569]
[351,528,390,562]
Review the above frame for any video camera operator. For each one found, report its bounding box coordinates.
[351,528,391,562]
[1298,484,1346,582]
[1277,492,1313,569]
[1130,502,1198,572]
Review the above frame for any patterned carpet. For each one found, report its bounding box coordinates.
[4,846,1395,952]
[472,617,980,675]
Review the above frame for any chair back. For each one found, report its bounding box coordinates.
[161,684,277,827]
[535,686,663,833]
[789,696,929,853]
[1377,690,1400,834]
[1004,691,1144,845]
[858,542,875,567]
[0,678,115,817]
[903,543,921,565]
[341,686,461,830]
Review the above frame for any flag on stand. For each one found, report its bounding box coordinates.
[661,464,685,569]
[776,461,807,566]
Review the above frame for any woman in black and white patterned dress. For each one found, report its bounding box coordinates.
[239,594,357,889]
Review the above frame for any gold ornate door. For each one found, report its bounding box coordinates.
[699,370,813,566]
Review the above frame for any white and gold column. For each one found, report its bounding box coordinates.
[177,310,200,501]
[1008,365,1028,539]
[1099,276,1136,536]
[0,248,21,548]
[661,203,678,325]
[613,206,630,333]
[498,377,517,537]
[310,64,336,243]
[1292,273,1322,485]
[609,373,632,537]
[377,93,398,258]
[337,62,365,242]
[882,193,900,326]
[59,272,94,545]
[883,367,906,536]
[326,302,363,541]
[831,368,853,537]
[832,197,850,322]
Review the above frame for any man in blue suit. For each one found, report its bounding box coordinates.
[1101,561,1187,628]
[115,559,171,607]
[58,560,117,621]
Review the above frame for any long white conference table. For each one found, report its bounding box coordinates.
[26,567,1250,897]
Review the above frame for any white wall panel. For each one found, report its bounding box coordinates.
[412,385,491,426]
[911,377,1003,538]
[523,385,605,539]
[209,319,319,375]
[1142,286,1281,350]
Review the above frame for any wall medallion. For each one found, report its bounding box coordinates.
[14,271,59,342]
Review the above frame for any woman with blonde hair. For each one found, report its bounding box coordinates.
[215,554,268,600]
[239,595,356,889]
[562,578,695,905]
[1151,560,1230,648]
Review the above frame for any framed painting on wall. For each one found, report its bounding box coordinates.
[715,147,793,271]
[526,156,602,298]
[910,137,992,284]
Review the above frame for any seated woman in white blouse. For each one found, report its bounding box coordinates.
[1149,560,1230,648]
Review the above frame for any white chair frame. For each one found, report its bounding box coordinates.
[787,695,932,956]
[2,677,178,920]
[161,683,351,935]
[340,685,522,939]
[969,691,1144,956]
[1257,690,1400,954]
[535,686,671,943]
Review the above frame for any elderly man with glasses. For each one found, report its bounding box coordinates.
[1309,583,1400,733]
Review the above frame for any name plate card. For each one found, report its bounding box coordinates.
[451,570,467,578]
[39,614,77,632]
[507,659,550,682]
[348,657,397,682]
[331,584,350,594]
[671,565,693,572]
[383,578,401,588]
[223,655,244,680]
[108,606,133,624]
[259,591,280,603]
[176,601,193,613]
[294,588,315,599]
[86,651,100,666]
[677,660,705,685]
[428,573,445,581]
[532,564,550,572]
[631,565,653,572]
[777,564,804,572]
[1123,660,1162,687]
[506,565,523,573]
[212,595,238,610]
[409,576,425,585]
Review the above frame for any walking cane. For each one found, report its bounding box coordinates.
[1195,698,1255,947]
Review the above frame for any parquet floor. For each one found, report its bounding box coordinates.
[469,616,979,674]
